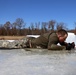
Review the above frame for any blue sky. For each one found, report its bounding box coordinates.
[0,0,76,29]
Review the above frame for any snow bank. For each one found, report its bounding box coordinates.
[65,32,76,45]
[7,40,15,42]
[26,35,40,38]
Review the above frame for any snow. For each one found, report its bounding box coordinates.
[7,40,15,42]
[26,35,40,38]
[65,32,76,45]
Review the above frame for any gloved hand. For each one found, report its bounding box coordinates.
[66,42,75,50]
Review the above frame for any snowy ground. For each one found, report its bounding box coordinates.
[0,49,76,75]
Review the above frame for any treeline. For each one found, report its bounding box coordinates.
[0,18,76,36]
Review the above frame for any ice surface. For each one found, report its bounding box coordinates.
[0,49,76,75]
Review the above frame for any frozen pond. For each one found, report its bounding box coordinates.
[0,49,76,75]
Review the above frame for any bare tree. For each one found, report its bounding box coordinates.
[35,22,40,29]
[30,23,35,35]
[56,22,67,30]
[48,20,56,30]
[15,18,25,29]
[41,22,48,33]
[0,24,3,35]
[74,22,76,29]
[4,21,11,29]
[74,22,76,34]
[14,18,25,35]
[11,23,17,35]
[4,21,11,35]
